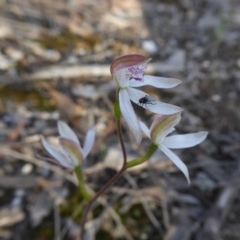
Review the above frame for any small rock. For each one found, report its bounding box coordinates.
[191,47,204,59]
[29,192,53,227]
[0,53,14,70]
[5,47,24,61]
[170,49,185,62]
[211,94,221,102]
[233,10,240,25]
[0,24,12,39]
[104,147,124,171]
[197,12,219,30]
[21,164,33,175]
[194,172,216,191]
[225,31,240,46]
[104,147,136,171]
[236,59,240,68]
[11,189,25,207]
[202,60,210,69]
[67,56,79,63]
[0,206,25,227]
[142,40,158,54]
[44,49,61,61]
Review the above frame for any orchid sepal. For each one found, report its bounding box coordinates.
[41,121,95,170]
[139,113,208,183]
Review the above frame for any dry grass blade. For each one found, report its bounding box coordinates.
[198,186,238,240]
[124,172,163,233]
[0,146,76,184]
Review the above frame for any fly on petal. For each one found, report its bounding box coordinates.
[138,95,156,108]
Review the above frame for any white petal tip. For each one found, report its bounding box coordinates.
[176,107,184,112]
[181,168,191,185]
[175,79,182,85]
[192,131,209,145]
[172,107,184,114]
[186,174,191,185]
[200,131,208,139]
[57,121,80,145]
[146,58,152,63]
[83,128,96,158]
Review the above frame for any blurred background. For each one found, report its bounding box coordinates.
[0,0,240,239]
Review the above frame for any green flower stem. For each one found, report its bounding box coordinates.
[126,143,158,168]
[80,89,128,239]
[114,88,127,166]
[74,166,92,202]
[116,118,127,166]
[114,89,121,119]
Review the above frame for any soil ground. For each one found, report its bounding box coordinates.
[0,0,240,239]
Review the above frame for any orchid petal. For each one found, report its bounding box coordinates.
[163,131,208,149]
[114,68,130,88]
[83,128,95,158]
[150,114,181,143]
[110,54,148,76]
[111,54,150,88]
[58,121,80,146]
[147,101,183,115]
[126,87,146,101]
[127,87,183,115]
[129,75,181,88]
[139,121,151,139]
[119,89,142,144]
[159,144,190,184]
[37,155,71,170]
[155,127,176,145]
[41,136,71,168]
[59,138,84,166]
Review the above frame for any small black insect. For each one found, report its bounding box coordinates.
[138,95,156,108]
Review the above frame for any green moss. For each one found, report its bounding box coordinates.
[96,230,113,239]
[37,29,100,53]
[0,84,57,111]
[59,184,163,239]
[60,189,84,220]
[31,224,54,239]
[120,204,163,239]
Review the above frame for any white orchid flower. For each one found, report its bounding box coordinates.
[110,54,183,144]
[140,113,208,183]
[41,121,95,170]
